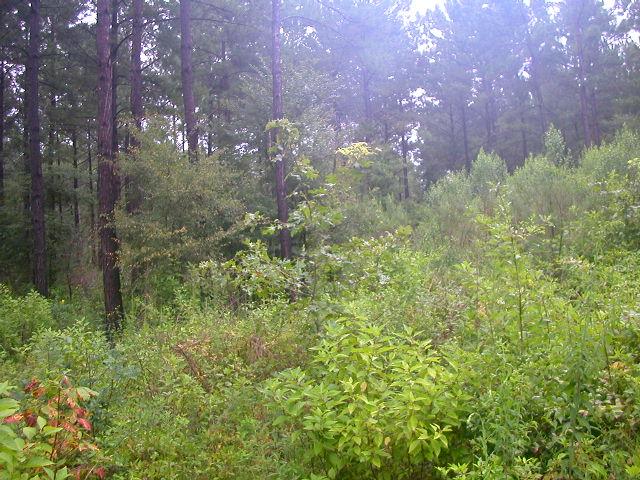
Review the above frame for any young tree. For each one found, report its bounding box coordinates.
[271,0,292,259]
[26,0,48,296]
[97,0,124,336]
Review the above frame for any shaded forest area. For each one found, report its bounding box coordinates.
[2,0,640,479]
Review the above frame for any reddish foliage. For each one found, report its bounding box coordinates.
[3,413,23,424]
[77,418,92,431]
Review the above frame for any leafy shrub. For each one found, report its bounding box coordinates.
[424,170,477,247]
[507,155,587,229]
[19,321,111,390]
[265,317,469,479]
[0,379,102,480]
[581,128,640,180]
[469,149,507,214]
[0,285,54,356]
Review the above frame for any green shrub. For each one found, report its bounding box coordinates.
[265,317,469,479]
[0,285,55,356]
[581,128,640,180]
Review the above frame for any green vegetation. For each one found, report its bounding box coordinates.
[3,0,640,477]
[2,130,640,479]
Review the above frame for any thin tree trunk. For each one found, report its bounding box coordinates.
[401,133,409,200]
[72,128,79,228]
[401,133,410,200]
[361,67,372,142]
[271,0,292,260]
[97,0,124,337]
[47,93,55,212]
[130,0,143,138]
[180,0,198,161]
[127,0,143,215]
[26,0,48,296]
[461,104,470,171]
[589,88,601,146]
[0,60,4,205]
[87,126,96,264]
[576,28,594,146]
[448,103,456,168]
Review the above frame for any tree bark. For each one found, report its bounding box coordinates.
[97,0,124,337]
[180,0,198,161]
[87,127,97,264]
[0,60,5,205]
[130,0,143,138]
[72,128,79,228]
[26,0,48,296]
[111,0,119,154]
[461,104,471,171]
[401,133,410,200]
[127,0,144,214]
[271,0,292,259]
[575,27,595,146]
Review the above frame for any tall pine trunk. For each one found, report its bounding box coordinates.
[271,0,291,259]
[127,0,143,215]
[180,0,198,161]
[97,0,124,337]
[26,0,48,296]
[0,59,5,206]
[72,128,79,228]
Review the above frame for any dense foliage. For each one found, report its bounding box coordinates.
[3,0,640,478]
[2,130,640,478]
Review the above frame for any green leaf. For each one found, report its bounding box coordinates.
[22,427,37,440]
[36,417,46,431]
[55,467,69,480]
[23,456,54,468]
[0,398,19,418]
[408,439,421,454]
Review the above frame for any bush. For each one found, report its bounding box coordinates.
[265,317,469,479]
[0,285,55,356]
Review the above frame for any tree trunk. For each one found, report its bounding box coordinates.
[72,128,79,228]
[0,60,4,205]
[111,0,119,154]
[97,0,124,337]
[180,0,198,161]
[461,103,470,171]
[401,133,410,200]
[589,88,601,146]
[130,0,143,138]
[26,0,48,296]
[271,0,292,259]
[448,103,456,168]
[127,0,144,214]
[87,127,97,264]
[361,67,372,142]
[575,28,594,146]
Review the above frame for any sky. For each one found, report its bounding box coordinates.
[410,0,444,15]
[410,0,617,16]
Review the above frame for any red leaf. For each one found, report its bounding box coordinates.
[32,387,46,398]
[25,413,37,427]
[95,467,106,479]
[62,421,77,433]
[77,418,92,431]
[3,413,23,424]
[25,378,40,392]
